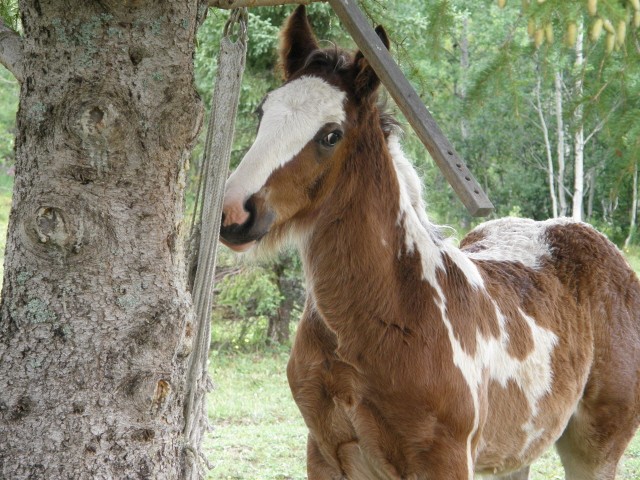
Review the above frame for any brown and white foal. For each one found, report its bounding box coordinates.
[220,7,640,480]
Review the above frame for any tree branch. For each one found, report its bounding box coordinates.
[584,101,620,145]
[209,0,324,8]
[0,20,23,83]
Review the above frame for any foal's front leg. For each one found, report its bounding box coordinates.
[307,434,345,480]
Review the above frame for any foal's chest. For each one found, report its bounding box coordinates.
[315,358,409,478]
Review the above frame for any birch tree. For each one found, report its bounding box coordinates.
[572,21,585,221]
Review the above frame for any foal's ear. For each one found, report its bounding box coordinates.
[279,5,320,79]
[354,25,390,100]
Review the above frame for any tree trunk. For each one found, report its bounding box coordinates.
[267,300,292,344]
[555,70,568,217]
[625,160,638,249]
[0,1,203,478]
[585,167,597,220]
[534,66,558,219]
[572,22,585,221]
[458,16,470,142]
[267,252,298,345]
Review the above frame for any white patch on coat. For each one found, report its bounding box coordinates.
[390,135,481,478]
[390,135,484,290]
[435,295,558,476]
[482,307,558,402]
[486,307,558,456]
[388,135,431,231]
[389,138,561,475]
[464,217,580,268]
[224,76,346,208]
[431,289,479,480]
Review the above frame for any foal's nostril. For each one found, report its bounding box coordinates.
[243,196,258,222]
[220,198,251,228]
[219,193,274,249]
[243,198,254,216]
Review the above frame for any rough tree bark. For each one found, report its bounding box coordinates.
[0,19,23,83]
[586,167,596,221]
[210,0,321,7]
[0,1,205,478]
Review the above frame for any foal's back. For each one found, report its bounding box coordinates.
[462,217,640,479]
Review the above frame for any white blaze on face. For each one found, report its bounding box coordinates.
[222,76,346,226]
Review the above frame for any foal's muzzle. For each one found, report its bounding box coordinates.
[220,195,274,252]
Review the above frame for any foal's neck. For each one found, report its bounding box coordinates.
[302,121,444,356]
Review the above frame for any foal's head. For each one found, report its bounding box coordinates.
[220,6,390,253]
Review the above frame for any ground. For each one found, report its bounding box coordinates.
[205,350,307,479]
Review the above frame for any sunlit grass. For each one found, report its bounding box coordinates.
[205,350,307,479]
[624,244,640,274]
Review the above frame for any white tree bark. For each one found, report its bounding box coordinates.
[586,167,596,220]
[555,71,567,217]
[625,161,638,249]
[534,69,558,218]
[572,22,585,221]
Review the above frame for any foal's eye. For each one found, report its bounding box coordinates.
[320,131,343,148]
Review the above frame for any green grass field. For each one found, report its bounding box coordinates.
[205,351,307,479]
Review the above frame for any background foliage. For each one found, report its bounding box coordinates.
[191,2,640,476]
[189,0,640,347]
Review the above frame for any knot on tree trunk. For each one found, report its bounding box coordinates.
[35,207,69,247]
[60,84,140,175]
[120,373,174,415]
[157,84,204,151]
[20,198,115,263]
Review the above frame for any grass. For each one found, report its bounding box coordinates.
[205,350,307,480]
[624,245,640,274]
[207,347,640,480]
